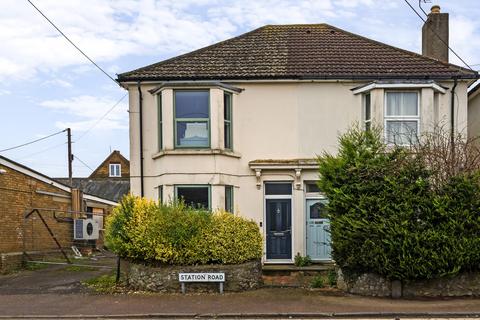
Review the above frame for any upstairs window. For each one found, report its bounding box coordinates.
[385,92,419,146]
[224,92,232,150]
[364,93,371,131]
[109,163,121,177]
[158,94,163,150]
[174,90,210,148]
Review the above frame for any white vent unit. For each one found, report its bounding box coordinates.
[74,218,99,240]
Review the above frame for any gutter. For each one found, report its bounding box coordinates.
[137,81,144,197]
[117,73,479,83]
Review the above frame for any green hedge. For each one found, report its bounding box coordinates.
[318,127,480,281]
[105,195,262,265]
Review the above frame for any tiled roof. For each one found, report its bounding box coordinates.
[118,24,477,82]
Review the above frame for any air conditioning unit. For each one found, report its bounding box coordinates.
[74,218,99,240]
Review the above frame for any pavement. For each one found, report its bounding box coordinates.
[0,258,480,319]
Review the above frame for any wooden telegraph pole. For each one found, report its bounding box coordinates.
[67,128,73,187]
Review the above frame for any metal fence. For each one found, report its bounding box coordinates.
[22,207,114,268]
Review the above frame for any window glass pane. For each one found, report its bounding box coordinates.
[176,121,209,147]
[386,121,418,145]
[176,186,209,209]
[310,200,328,219]
[386,92,418,116]
[224,122,231,149]
[365,93,371,121]
[224,93,231,121]
[265,183,292,195]
[225,185,233,213]
[158,185,163,203]
[175,91,209,118]
[306,182,320,193]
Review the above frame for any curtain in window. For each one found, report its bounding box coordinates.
[386,92,418,116]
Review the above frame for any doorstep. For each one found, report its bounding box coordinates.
[262,263,334,272]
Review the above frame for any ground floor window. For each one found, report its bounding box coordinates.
[225,185,234,213]
[175,185,210,209]
[158,185,163,203]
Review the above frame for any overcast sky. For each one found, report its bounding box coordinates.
[0,0,479,177]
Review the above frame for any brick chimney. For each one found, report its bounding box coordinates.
[422,5,449,62]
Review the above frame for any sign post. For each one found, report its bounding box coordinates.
[179,272,225,294]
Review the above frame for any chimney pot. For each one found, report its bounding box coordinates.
[431,5,441,14]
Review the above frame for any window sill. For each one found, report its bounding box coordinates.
[152,149,241,159]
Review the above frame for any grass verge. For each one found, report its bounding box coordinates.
[82,273,123,294]
[24,262,50,271]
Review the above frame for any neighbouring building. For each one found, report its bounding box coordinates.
[118,6,477,264]
[56,150,130,203]
[0,155,117,273]
[468,82,480,139]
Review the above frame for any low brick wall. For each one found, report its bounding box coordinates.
[0,252,24,274]
[122,259,262,293]
[337,269,480,297]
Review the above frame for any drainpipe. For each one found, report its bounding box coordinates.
[450,77,458,158]
[137,81,144,197]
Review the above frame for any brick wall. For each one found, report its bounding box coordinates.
[0,164,113,256]
[89,151,130,178]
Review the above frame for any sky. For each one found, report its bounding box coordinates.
[1,0,479,177]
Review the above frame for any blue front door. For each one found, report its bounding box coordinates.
[306,199,331,261]
[266,199,292,260]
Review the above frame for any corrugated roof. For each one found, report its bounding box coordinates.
[118,24,477,82]
[55,178,130,203]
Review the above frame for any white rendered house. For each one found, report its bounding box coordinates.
[119,9,477,263]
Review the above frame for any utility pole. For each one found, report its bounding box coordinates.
[67,128,73,187]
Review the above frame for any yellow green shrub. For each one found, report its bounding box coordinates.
[105,195,262,265]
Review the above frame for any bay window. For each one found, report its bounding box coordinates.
[385,91,419,145]
[174,90,210,148]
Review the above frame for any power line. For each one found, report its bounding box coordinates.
[74,155,94,172]
[403,0,474,71]
[26,0,118,84]
[17,142,67,160]
[74,93,128,142]
[0,129,66,153]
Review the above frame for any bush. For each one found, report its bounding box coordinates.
[318,126,480,281]
[105,195,262,265]
[294,253,312,267]
[327,270,337,287]
[311,275,324,288]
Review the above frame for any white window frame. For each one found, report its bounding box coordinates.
[384,91,420,146]
[109,163,121,177]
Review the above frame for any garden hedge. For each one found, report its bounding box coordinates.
[318,127,480,281]
[105,195,263,265]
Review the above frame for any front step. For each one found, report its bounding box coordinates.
[262,263,334,273]
[262,263,335,287]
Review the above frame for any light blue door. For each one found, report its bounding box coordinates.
[306,199,331,261]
